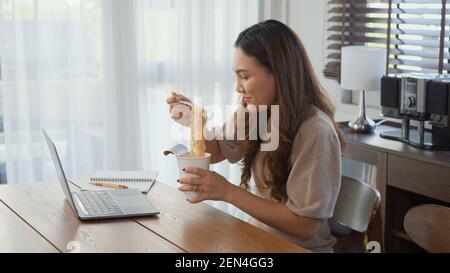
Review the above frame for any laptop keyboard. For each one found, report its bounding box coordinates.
[75,191,125,216]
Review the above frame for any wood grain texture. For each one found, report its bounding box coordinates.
[388,155,450,203]
[0,200,59,253]
[0,183,184,253]
[342,125,450,168]
[404,204,450,253]
[71,180,310,253]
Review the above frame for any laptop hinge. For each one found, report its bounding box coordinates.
[72,193,89,216]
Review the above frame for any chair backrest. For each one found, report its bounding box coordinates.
[332,176,381,233]
[404,204,450,253]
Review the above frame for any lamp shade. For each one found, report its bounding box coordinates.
[341,46,386,91]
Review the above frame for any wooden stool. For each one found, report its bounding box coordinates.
[404,204,450,253]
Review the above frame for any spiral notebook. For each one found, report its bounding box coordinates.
[86,170,158,193]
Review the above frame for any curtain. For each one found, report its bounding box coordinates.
[138,0,262,216]
[0,0,285,216]
[0,0,115,184]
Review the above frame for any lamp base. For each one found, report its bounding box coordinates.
[348,90,375,134]
[348,117,375,133]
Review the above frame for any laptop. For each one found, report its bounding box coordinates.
[43,129,160,220]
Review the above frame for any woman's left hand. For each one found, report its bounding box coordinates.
[178,167,236,203]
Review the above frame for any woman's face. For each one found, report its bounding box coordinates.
[232,47,277,110]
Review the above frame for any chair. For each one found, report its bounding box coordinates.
[404,204,450,253]
[331,176,381,253]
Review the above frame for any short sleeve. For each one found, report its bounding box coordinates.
[213,106,246,163]
[284,118,341,220]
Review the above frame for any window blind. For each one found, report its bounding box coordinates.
[324,0,450,81]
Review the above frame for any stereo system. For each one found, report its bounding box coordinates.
[380,73,450,150]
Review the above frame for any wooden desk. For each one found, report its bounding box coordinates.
[0,201,58,253]
[0,181,309,253]
[342,124,450,252]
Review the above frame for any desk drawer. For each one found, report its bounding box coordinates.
[388,155,450,203]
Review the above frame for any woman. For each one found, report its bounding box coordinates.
[167,20,345,253]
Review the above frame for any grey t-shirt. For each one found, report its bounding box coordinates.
[216,106,341,253]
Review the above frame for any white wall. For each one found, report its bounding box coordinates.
[287,0,381,122]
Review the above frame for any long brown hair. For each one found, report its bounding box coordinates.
[235,20,345,202]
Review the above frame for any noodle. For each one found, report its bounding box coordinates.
[189,105,207,157]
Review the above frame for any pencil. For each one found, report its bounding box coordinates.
[90,182,128,190]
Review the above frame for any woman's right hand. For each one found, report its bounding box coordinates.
[167,91,192,127]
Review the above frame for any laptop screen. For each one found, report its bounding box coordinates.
[42,129,77,212]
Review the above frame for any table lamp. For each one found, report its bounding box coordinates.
[341,46,386,133]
